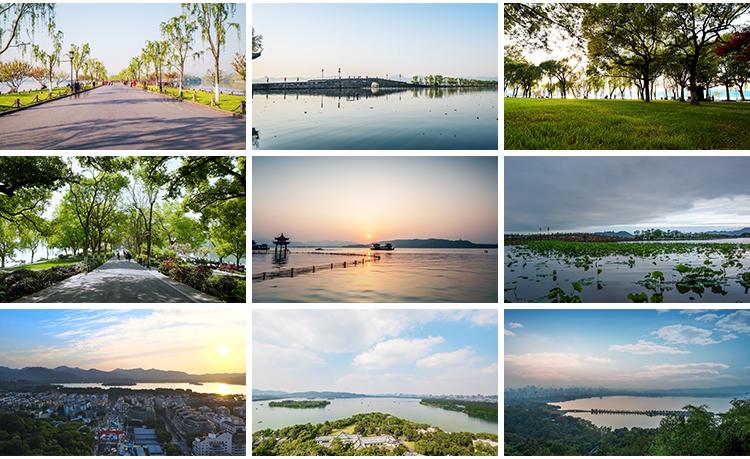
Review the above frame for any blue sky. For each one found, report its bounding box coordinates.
[2,3,246,78]
[253,309,498,395]
[505,309,750,390]
[251,3,498,81]
[0,309,245,375]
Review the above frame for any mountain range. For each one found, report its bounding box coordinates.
[345,238,498,248]
[0,366,245,386]
[252,389,369,401]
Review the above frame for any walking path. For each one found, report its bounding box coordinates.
[0,84,245,149]
[14,258,221,303]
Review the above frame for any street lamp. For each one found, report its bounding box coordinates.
[68,50,75,93]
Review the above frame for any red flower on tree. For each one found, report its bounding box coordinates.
[716,27,750,65]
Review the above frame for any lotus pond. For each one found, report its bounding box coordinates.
[504,239,750,303]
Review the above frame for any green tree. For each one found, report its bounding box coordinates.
[0,218,20,268]
[252,26,262,53]
[31,29,63,95]
[668,3,750,105]
[0,157,69,232]
[0,3,56,57]
[504,3,591,51]
[650,404,719,455]
[161,13,200,97]
[183,3,241,102]
[69,42,90,83]
[143,39,170,91]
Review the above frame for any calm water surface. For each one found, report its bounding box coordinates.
[56,382,246,396]
[252,397,497,434]
[505,239,750,302]
[252,88,498,149]
[252,248,498,302]
[556,396,736,429]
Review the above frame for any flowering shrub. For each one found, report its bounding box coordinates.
[158,260,180,276]
[217,263,243,273]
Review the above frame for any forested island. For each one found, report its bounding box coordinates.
[505,398,750,455]
[269,399,331,408]
[252,412,498,456]
[419,399,498,422]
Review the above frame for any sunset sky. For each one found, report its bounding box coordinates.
[252,3,498,82]
[254,309,498,395]
[252,156,498,244]
[0,309,246,375]
[505,156,750,234]
[505,309,750,390]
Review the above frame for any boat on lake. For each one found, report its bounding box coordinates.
[371,243,394,251]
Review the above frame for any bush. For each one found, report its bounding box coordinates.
[202,275,242,302]
[217,263,244,274]
[158,260,179,276]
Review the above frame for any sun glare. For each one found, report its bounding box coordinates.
[217,383,229,396]
[367,234,371,238]
[215,343,232,356]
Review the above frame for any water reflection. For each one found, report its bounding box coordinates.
[252,86,497,99]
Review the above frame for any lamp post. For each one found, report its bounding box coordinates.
[68,50,75,93]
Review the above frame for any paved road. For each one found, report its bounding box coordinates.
[0,84,245,149]
[14,258,222,303]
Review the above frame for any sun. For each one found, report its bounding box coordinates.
[215,342,232,356]
[367,234,371,238]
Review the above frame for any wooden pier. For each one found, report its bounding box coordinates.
[252,254,381,282]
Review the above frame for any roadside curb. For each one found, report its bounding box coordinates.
[0,85,103,117]
[147,268,223,303]
[138,87,246,120]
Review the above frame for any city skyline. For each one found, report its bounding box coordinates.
[505,309,750,390]
[0,309,246,375]
[252,3,498,81]
[253,156,499,244]
[253,309,498,395]
[1,3,246,79]
[505,156,750,234]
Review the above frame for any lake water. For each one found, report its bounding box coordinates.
[252,87,498,149]
[252,248,498,302]
[556,396,737,429]
[55,382,246,396]
[252,397,497,434]
[505,240,750,302]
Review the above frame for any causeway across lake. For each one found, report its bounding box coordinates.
[13,258,222,303]
[0,84,245,150]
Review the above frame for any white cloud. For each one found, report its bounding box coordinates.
[618,362,729,380]
[651,324,720,345]
[656,310,670,314]
[508,322,524,329]
[505,353,584,369]
[716,310,750,334]
[586,356,615,364]
[352,336,444,370]
[504,329,516,336]
[680,309,716,316]
[721,334,738,341]
[416,347,475,368]
[695,314,722,322]
[608,340,690,355]
[468,309,498,326]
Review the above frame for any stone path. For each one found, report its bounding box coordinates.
[14,258,222,303]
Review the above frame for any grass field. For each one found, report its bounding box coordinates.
[0,86,79,112]
[504,98,750,149]
[144,85,246,114]
[330,426,355,435]
[1,258,86,272]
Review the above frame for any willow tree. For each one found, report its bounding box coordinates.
[183,3,240,102]
[0,3,55,57]
[32,29,63,95]
[161,13,200,97]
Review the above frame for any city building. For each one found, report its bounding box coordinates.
[314,432,400,451]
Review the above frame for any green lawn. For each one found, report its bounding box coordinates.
[330,426,355,435]
[144,85,246,114]
[504,98,750,149]
[0,86,81,112]
[2,258,85,271]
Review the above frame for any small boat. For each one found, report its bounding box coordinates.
[315,248,324,251]
[252,51,262,60]
[257,420,262,423]
[371,243,394,251]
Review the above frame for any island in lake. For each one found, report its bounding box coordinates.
[269,399,331,408]
[419,398,498,422]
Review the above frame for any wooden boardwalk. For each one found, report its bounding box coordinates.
[252,254,381,282]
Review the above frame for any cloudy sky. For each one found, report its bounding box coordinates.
[253,156,498,244]
[505,309,750,389]
[253,309,498,395]
[0,309,246,375]
[505,156,750,234]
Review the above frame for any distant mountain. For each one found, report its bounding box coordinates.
[252,390,370,401]
[253,237,361,247]
[345,238,498,249]
[0,366,245,385]
[703,227,750,236]
[253,389,290,396]
[594,231,634,239]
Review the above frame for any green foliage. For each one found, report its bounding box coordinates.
[268,399,331,408]
[419,399,498,422]
[0,412,94,455]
